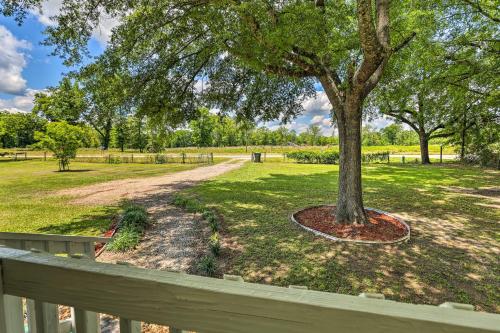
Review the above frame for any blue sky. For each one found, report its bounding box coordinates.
[0,7,390,135]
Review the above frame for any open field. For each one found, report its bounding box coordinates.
[182,162,500,312]
[1,144,456,157]
[0,160,203,235]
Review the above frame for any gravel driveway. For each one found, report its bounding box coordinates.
[57,160,245,206]
[58,160,245,332]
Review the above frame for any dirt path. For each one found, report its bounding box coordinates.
[57,160,245,205]
[91,159,244,268]
[59,160,245,332]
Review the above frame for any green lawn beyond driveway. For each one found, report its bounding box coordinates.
[0,160,200,235]
[184,162,499,312]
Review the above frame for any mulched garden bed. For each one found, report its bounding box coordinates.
[293,205,408,242]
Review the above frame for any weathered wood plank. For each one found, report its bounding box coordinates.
[72,307,100,333]
[1,248,499,333]
[119,317,141,333]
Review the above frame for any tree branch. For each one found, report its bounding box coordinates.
[353,0,386,88]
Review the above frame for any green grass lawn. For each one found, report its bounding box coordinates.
[184,161,499,312]
[0,160,201,235]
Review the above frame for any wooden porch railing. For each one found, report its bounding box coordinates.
[0,232,110,332]
[0,232,110,259]
[0,248,499,333]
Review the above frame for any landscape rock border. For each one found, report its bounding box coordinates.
[290,205,410,245]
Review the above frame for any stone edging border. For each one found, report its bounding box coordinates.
[290,205,411,245]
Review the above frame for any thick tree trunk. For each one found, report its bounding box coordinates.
[102,120,113,150]
[335,99,368,225]
[419,132,431,164]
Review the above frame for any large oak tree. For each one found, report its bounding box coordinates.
[2,0,432,224]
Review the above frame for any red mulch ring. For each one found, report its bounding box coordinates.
[294,205,407,242]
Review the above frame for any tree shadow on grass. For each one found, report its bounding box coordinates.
[54,169,94,173]
[36,206,119,235]
[190,164,499,312]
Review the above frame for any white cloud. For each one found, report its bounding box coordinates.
[369,117,392,129]
[0,25,31,94]
[31,0,119,45]
[311,115,325,125]
[302,92,331,115]
[0,89,40,113]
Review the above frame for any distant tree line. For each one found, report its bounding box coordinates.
[2,106,453,153]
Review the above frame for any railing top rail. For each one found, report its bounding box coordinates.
[0,232,110,243]
[0,247,498,333]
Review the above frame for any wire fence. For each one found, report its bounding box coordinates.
[0,152,214,165]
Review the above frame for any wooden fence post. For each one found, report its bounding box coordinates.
[387,152,390,164]
[402,156,405,164]
[182,153,186,164]
[131,154,134,163]
[44,151,47,161]
[440,145,443,164]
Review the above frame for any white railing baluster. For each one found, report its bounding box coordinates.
[26,299,36,333]
[69,254,100,332]
[0,295,24,332]
[115,262,141,333]
[0,263,24,332]
[119,317,141,333]
[33,300,59,333]
[72,307,101,333]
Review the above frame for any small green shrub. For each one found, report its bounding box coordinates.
[361,152,389,163]
[124,204,147,214]
[286,151,339,164]
[172,194,203,212]
[202,209,215,220]
[287,150,389,164]
[120,209,149,232]
[209,233,221,256]
[172,194,189,207]
[206,214,219,232]
[185,200,202,213]
[198,254,217,276]
[107,227,141,252]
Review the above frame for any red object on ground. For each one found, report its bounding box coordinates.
[294,206,407,242]
[94,221,118,257]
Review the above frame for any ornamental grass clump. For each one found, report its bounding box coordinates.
[198,254,217,276]
[108,204,149,252]
[209,232,221,256]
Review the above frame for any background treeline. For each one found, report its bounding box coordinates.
[1,109,430,152]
